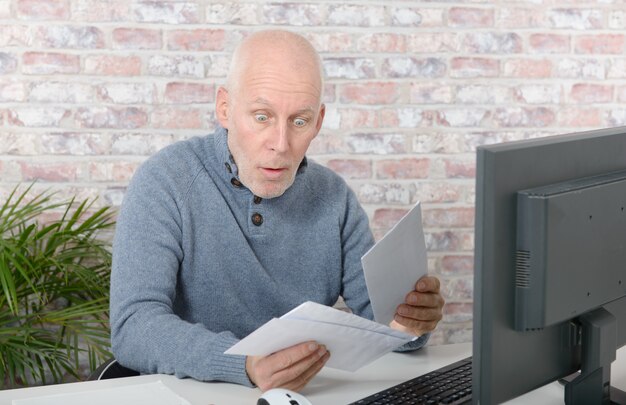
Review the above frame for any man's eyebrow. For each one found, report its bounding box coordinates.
[250,98,316,113]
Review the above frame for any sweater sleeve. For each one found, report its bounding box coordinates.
[109,158,253,387]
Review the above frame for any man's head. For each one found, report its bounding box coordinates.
[216,30,325,199]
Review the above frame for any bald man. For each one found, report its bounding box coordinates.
[110,30,444,392]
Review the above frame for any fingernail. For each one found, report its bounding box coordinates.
[418,282,426,290]
[317,345,327,357]
[308,343,319,352]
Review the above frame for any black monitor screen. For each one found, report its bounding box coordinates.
[472,126,626,404]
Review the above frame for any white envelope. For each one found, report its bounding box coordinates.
[361,201,428,327]
[225,301,415,372]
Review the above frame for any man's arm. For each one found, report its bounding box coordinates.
[109,161,252,386]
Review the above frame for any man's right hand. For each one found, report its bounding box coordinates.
[245,341,330,392]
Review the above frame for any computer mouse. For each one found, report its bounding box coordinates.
[257,388,313,405]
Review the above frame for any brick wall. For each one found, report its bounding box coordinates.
[1,0,626,346]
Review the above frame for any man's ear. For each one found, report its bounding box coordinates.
[215,87,230,128]
[314,103,326,133]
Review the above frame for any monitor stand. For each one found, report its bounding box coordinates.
[564,307,626,405]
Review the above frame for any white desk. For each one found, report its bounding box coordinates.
[1,343,625,405]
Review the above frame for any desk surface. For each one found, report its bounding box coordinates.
[1,343,625,405]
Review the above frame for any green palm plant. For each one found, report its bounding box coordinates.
[0,184,115,388]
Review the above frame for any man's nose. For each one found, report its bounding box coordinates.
[268,123,289,152]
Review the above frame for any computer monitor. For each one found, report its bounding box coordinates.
[472,126,626,404]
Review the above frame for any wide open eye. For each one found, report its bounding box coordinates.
[255,114,269,122]
[293,118,307,127]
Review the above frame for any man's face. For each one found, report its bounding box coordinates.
[216,53,325,199]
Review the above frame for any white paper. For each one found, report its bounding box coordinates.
[225,301,415,372]
[12,380,191,405]
[361,201,428,327]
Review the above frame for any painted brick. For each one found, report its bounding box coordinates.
[75,107,148,129]
[34,25,105,49]
[111,133,175,155]
[494,107,556,127]
[441,277,473,301]
[380,107,426,128]
[407,33,459,54]
[336,108,379,129]
[414,181,468,204]
[22,52,79,74]
[356,33,406,53]
[382,57,446,79]
[514,84,561,104]
[441,256,475,276]
[29,82,94,103]
[340,83,400,105]
[84,55,141,76]
[165,82,215,104]
[103,187,127,206]
[1,133,39,155]
[167,29,226,51]
[325,159,372,179]
[19,161,80,182]
[372,208,410,230]
[327,4,385,27]
[132,1,199,24]
[376,158,429,180]
[150,107,203,129]
[423,207,474,228]
[147,54,204,78]
[617,86,626,103]
[0,53,18,74]
[556,58,606,79]
[262,3,324,26]
[437,108,488,127]
[323,58,376,80]
[345,133,407,154]
[496,7,544,29]
[529,33,570,53]
[306,32,353,53]
[305,131,343,155]
[17,0,69,20]
[206,3,260,25]
[8,107,70,127]
[391,7,443,27]
[549,8,602,30]
[40,132,111,155]
[113,28,162,50]
[443,158,476,179]
[0,0,9,18]
[575,34,625,54]
[450,57,499,78]
[503,59,552,78]
[570,83,613,103]
[425,230,473,252]
[462,32,523,54]
[442,302,473,323]
[448,7,494,28]
[90,161,140,182]
[557,107,602,127]
[358,183,414,205]
[608,59,626,79]
[608,109,626,127]
[97,83,157,104]
[410,83,453,104]
[0,25,33,47]
[71,0,130,22]
[609,10,626,29]
[456,85,510,105]
[0,80,26,102]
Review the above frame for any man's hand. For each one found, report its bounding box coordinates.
[390,275,445,337]
[246,341,330,392]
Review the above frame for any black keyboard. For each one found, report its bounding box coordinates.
[349,356,473,405]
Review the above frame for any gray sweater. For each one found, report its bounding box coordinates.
[110,127,428,387]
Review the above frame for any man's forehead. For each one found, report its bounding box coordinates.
[248,96,318,112]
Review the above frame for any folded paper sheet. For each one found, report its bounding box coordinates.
[361,201,428,327]
[12,380,191,405]
[225,301,415,372]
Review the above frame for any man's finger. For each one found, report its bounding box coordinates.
[267,345,328,388]
[269,341,321,372]
[405,290,445,308]
[283,351,330,392]
[416,275,440,293]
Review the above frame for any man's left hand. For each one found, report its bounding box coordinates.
[390,275,445,337]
